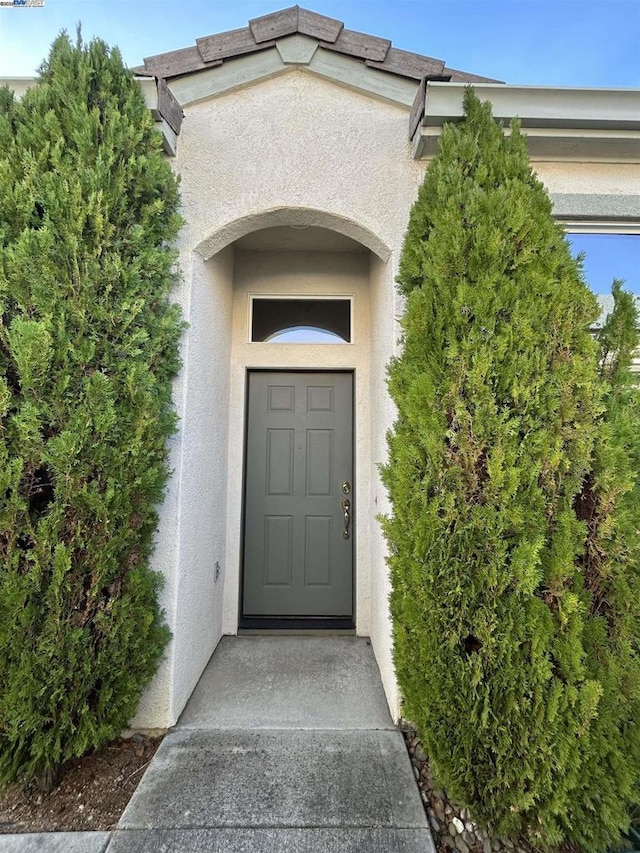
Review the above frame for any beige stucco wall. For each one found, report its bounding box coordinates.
[532,162,640,195]
[176,70,424,261]
[134,64,640,730]
[132,245,234,728]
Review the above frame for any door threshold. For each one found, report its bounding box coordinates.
[239,617,355,632]
[239,627,356,636]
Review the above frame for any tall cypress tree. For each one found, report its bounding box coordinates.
[382,89,640,848]
[0,34,182,789]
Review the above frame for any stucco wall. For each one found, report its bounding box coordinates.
[132,246,234,729]
[369,253,403,717]
[177,70,423,263]
[532,162,640,196]
[170,246,234,720]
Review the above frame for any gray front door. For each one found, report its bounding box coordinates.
[242,371,353,619]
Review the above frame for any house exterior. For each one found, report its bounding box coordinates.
[4,5,639,730]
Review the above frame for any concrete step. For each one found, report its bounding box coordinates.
[177,636,395,731]
[118,728,426,832]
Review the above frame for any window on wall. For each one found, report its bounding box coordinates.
[566,232,640,296]
[251,298,352,343]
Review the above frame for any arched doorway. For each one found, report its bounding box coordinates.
[141,209,399,727]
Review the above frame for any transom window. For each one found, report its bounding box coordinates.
[250,298,352,344]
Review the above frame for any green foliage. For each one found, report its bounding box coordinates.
[382,89,640,850]
[567,283,640,850]
[0,33,182,788]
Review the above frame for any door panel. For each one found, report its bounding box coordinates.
[306,430,332,496]
[263,515,293,587]
[243,371,353,618]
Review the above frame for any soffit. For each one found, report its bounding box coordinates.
[235,226,368,252]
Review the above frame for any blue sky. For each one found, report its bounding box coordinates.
[0,0,638,293]
[1,0,639,86]
[568,235,639,296]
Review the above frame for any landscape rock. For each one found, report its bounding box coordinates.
[401,723,535,853]
[414,744,427,763]
[452,817,465,834]
[455,836,470,853]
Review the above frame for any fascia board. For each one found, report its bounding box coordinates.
[136,76,160,111]
[414,126,640,162]
[413,82,640,162]
[167,49,288,106]
[423,82,640,130]
[551,193,640,231]
[0,75,160,107]
[560,220,640,234]
[308,48,417,106]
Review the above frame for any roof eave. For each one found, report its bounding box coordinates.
[412,81,640,162]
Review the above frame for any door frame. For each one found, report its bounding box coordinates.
[239,368,356,630]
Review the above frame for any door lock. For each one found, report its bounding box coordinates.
[341,481,351,495]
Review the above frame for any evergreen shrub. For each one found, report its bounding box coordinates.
[571,283,640,850]
[0,34,182,789]
[382,89,640,849]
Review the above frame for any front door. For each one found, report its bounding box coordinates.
[242,371,353,621]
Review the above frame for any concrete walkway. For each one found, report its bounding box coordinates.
[0,636,434,853]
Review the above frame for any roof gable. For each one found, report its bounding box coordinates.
[133,5,498,87]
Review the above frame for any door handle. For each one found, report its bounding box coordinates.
[341,498,351,539]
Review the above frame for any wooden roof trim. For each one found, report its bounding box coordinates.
[409,76,427,139]
[135,6,499,90]
[408,75,459,137]
[249,6,343,44]
[298,8,343,42]
[320,28,391,63]
[156,77,183,135]
[366,47,445,81]
[137,45,213,79]
[409,67,501,139]
[197,27,275,63]
[249,6,299,42]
